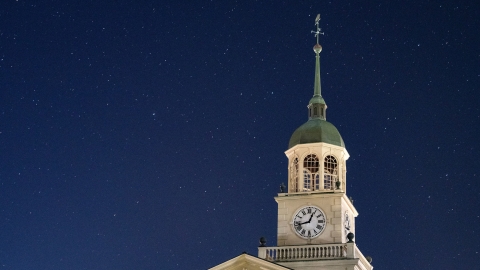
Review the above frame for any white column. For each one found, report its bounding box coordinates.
[258,247,266,259]
[346,242,356,258]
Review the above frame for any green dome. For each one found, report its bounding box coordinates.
[289,119,344,149]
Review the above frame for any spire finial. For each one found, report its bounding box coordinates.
[311,14,323,97]
[307,14,327,121]
[311,14,324,45]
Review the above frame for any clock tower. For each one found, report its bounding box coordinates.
[209,15,373,270]
[257,15,373,270]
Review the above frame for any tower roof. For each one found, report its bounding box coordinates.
[289,119,344,148]
[288,15,344,149]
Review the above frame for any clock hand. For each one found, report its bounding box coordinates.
[295,220,309,225]
[308,210,316,223]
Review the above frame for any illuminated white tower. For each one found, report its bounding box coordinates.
[210,15,373,270]
[258,14,373,270]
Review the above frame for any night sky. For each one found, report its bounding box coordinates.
[1,1,479,269]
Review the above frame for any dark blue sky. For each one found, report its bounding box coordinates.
[1,0,479,269]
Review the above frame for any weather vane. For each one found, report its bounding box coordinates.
[311,14,324,44]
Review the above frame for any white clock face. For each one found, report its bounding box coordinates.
[292,206,326,239]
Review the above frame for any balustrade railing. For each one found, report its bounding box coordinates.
[258,244,347,262]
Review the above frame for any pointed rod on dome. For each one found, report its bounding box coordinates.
[307,14,327,121]
[312,14,324,46]
[311,14,324,98]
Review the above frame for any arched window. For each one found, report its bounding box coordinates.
[324,155,338,190]
[290,157,299,192]
[303,154,319,191]
[303,169,311,191]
